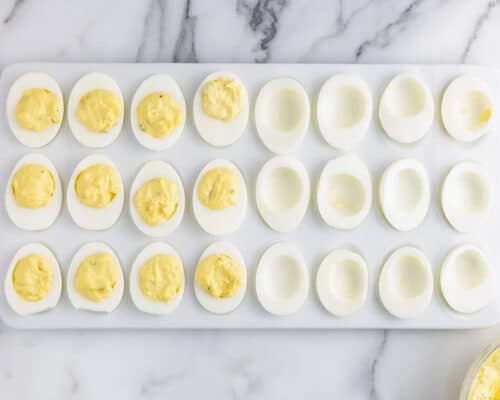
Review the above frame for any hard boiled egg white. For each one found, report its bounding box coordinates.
[6,73,64,148]
[67,242,124,312]
[441,75,493,142]
[67,154,124,230]
[129,160,185,237]
[316,248,368,317]
[441,161,492,233]
[255,78,310,154]
[68,72,124,148]
[130,242,185,315]
[378,246,433,319]
[317,74,372,150]
[440,245,495,314]
[379,74,434,143]
[317,155,372,229]
[379,159,430,231]
[255,242,309,316]
[5,153,62,231]
[5,243,62,316]
[255,156,310,233]
[130,74,186,150]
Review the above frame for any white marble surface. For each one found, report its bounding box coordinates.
[1,0,500,398]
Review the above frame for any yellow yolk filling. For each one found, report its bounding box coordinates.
[201,77,243,122]
[197,167,238,211]
[12,164,55,208]
[75,253,119,302]
[136,92,184,138]
[12,254,54,302]
[75,164,120,208]
[195,254,243,298]
[134,177,179,226]
[469,348,500,400]
[139,254,183,303]
[77,89,122,133]
[16,88,61,131]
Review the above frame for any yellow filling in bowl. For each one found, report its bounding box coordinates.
[74,164,120,208]
[75,253,119,302]
[195,253,243,298]
[134,177,179,226]
[77,89,122,133]
[201,77,243,122]
[16,88,61,131]
[197,167,238,211]
[139,254,183,303]
[136,92,184,138]
[13,254,54,302]
[12,164,55,208]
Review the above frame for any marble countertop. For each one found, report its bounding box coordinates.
[1,0,500,398]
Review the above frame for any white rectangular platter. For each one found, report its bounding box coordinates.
[0,62,499,330]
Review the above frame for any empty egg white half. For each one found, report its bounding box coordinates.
[379,159,430,231]
[5,243,62,316]
[67,72,124,148]
[67,241,124,312]
[130,74,186,151]
[67,154,124,231]
[379,74,434,143]
[441,161,492,233]
[316,248,368,317]
[317,74,372,150]
[5,153,62,231]
[6,72,64,148]
[378,246,433,319]
[255,156,310,233]
[256,242,309,316]
[194,241,247,314]
[255,78,310,154]
[441,75,493,142]
[130,241,185,315]
[440,245,495,314]
[193,71,249,147]
[129,160,185,237]
[317,154,372,229]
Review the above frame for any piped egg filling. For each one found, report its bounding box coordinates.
[16,88,62,131]
[134,177,179,226]
[136,91,184,138]
[201,77,243,122]
[75,164,120,208]
[77,89,122,133]
[197,167,238,211]
[12,164,55,208]
[12,254,54,302]
[139,254,184,303]
[75,253,119,303]
[195,254,243,298]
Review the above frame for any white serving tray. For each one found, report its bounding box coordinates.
[0,62,499,330]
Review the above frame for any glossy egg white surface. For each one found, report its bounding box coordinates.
[130,74,186,151]
[255,78,310,154]
[6,72,64,148]
[67,72,124,148]
[317,74,372,150]
[5,153,62,231]
[130,242,185,315]
[193,71,249,147]
[67,154,124,231]
[67,242,124,312]
[5,243,62,316]
[129,160,185,237]
[317,155,372,230]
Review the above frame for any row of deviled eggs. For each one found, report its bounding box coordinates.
[6,153,492,235]
[6,240,494,319]
[7,71,494,152]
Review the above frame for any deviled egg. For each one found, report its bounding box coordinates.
[130,242,185,315]
[440,245,494,314]
[68,72,124,148]
[255,242,309,316]
[255,78,310,154]
[130,160,185,237]
[194,241,247,314]
[193,159,247,235]
[67,154,124,230]
[193,71,249,147]
[6,73,63,147]
[316,248,368,317]
[255,156,310,232]
[317,74,372,150]
[130,74,186,151]
[379,74,434,143]
[5,243,62,316]
[379,159,430,231]
[5,153,62,231]
[441,75,493,142]
[378,246,433,319]
[317,155,372,229]
[441,161,492,233]
[67,242,124,312]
